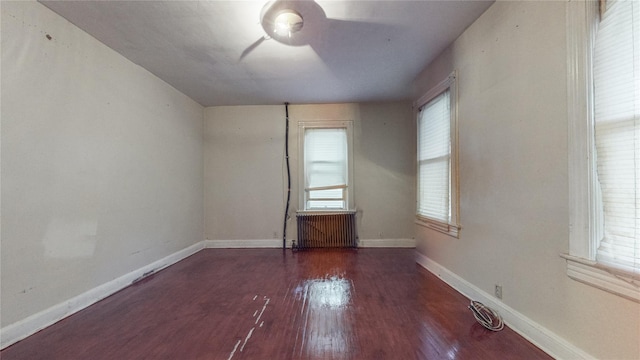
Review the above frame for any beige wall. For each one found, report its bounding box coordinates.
[204,103,415,244]
[1,1,204,327]
[413,2,639,359]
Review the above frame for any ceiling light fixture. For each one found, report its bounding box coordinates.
[273,9,303,38]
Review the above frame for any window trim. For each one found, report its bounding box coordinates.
[564,0,639,302]
[415,71,460,238]
[298,120,354,212]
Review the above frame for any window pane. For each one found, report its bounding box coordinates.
[593,0,640,272]
[418,90,451,222]
[307,200,345,209]
[419,91,451,161]
[303,126,350,211]
[304,128,348,189]
[309,188,343,200]
[418,158,450,222]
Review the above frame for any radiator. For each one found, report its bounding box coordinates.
[296,212,358,249]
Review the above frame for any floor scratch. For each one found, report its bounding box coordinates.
[240,327,255,352]
[227,339,241,360]
[255,298,270,325]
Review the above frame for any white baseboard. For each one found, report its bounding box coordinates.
[204,239,283,248]
[204,238,415,248]
[359,238,415,248]
[0,242,204,350]
[415,252,595,360]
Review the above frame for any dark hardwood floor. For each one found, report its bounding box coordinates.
[2,248,551,359]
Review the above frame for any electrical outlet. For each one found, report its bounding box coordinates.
[495,284,503,299]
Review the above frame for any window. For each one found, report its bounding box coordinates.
[565,0,639,302]
[298,121,354,211]
[593,0,639,274]
[416,72,460,237]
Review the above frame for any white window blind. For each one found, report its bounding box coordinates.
[418,90,451,222]
[593,0,640,273]
[304,128,348,209]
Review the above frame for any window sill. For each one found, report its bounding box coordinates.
[560,254,640,303]
[297,210,356,215]
[415,217,460,238]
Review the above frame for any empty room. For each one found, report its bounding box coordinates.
[1,0,639,359]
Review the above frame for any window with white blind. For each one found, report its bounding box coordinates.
[593,0,639,274]
[299,121,354,211]
[565,0,639,302]
[416,72,459,237]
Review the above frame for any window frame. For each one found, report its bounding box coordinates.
[564,0,639,302]
[298,120,354,212]
[415,71,460,237]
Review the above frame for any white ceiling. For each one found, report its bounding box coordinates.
[40,0,493,107]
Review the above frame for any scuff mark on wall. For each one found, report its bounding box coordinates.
[131,269,158,284]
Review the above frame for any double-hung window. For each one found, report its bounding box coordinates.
[565,0,639,302]
[593,0,639,275]
[416,72,460,237]
[299,121,354,211]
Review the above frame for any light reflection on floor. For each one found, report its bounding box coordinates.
[294,275,354,359]
[446,343,460,360]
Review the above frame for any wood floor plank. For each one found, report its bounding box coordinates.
[1,249,551,359]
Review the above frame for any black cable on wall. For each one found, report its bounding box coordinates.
[283,102,291,250]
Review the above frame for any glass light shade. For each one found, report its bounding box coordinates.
[273,10,303,38]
